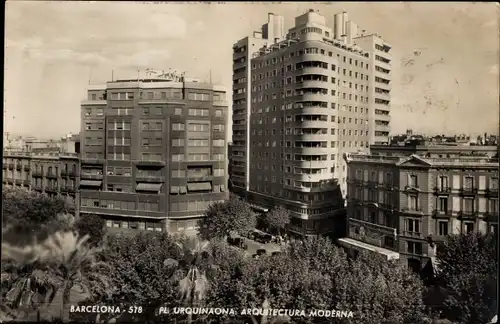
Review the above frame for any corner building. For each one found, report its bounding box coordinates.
[231,9,391,236]
[343,145,498,272]
[79,77,229,234]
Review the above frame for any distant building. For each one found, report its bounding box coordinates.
[342,145,498,273]
[3,150,80,210]
[79,74,229,235]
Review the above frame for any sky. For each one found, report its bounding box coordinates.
[4,1,499,139]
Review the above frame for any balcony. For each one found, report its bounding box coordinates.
[61,186,75,194]
[68,171,77,178]
[459,187,478,196]
[296,80,328,89]
[135,175,166,183]
[432,209,452,217]
[404,185,420,192]
[14,179,23,185]
[374,114,391,123]
[299,93,329,102]
[2,164,6,169]
[81,159,105,166]
[484,211,498,221]
[400,207,424,216]
[383,182,395,190]
[33,185,43,192]
[365,180,379,188]
[32,171,43,177]
[46,173,58,179]
[15,164,22,171]
[81,173,103,180]
[45,186,58,193]
[23,165,30,172]
[485,188,499,198]
[402,230,423,239]
[7,163,14,169]
[433,186,452,195]
[134,160,166,167]
[457,211,479,219]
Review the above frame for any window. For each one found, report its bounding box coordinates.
[409,174,418,187]
[172,169,186,178]
[405,219,420,233]
[172,138,185,147]
[213,124,225,132]
[407,241,422,255]
[490,177,498,189]
[215,109,223,117]
[174,108,182,115]
[464,176,474,189]
[439,197,448,212]
[464,222,474,233]
[438,176,448,190]
[386,173,393,186]
[188,108,209,116]
[438,221,448,236]
[463,198,475,213]
[172,154,184,162]
[213,139,225,147]
[408,195,418,211]
[172,123,185,131]
[142,108,149,115]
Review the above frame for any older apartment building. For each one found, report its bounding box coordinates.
[79,75,229,234]
[343,145,498,271]
[3,148,80,210]
[231,9,392,237]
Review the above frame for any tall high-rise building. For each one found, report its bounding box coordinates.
[231,13,286,194]
[79,74,229,235]
[230,9,392,237]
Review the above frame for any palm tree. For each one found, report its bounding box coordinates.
[2,231,111,323]
[164,236,217,324]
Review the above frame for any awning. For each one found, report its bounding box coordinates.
[338,238,400,261]
[79,180,102,187]
[170,186,179,194]
[187,182,212,192]
[179,186,187,194]
[136,183,162,192]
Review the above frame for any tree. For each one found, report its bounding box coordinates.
[436,232,497,324]
[75,214,107,247]
[164,236,219,324]
[198,194,256,240]
[265,207,291,234]
[207,236,426,324]
[2,188,74,246]
[2,231,111,323]
[94,231,180,323]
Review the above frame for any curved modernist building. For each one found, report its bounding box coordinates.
[231,9,392,237]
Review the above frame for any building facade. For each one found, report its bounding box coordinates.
[230,9,392,237]
[3,150,80,210]
[79,76,229,234]
[343,147,498,271]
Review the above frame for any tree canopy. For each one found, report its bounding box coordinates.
[198,195,256,240]
[206,236,426,324]
[436,232,497,324]
[2,188,74,246]
[74,214,107,247]
[265,207,291,234]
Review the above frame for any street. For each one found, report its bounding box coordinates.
[243,237,282,257]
